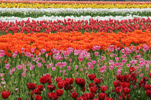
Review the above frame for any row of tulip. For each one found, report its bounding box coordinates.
[0,44,151,99]
[0,30,151,55]
[1,8,151,18]
[2,70,151,100]
[1,1,151,4]
[1,16,151,22]
[0,18,151,35]
[0,3,151,9]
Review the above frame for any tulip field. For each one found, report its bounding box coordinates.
[0,1,151,100]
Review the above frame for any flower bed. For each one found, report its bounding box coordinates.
[0,43,151,99]
[0,1,151,100]
[0,8,151,17]
[1,1,151,4]
[0,18,151,35]
[0,2,151,8]
[0,30,151,55]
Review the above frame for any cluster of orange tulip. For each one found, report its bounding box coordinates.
[0,30,150,56]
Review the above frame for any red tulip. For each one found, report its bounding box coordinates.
[113,80,121,87]
[65,78,74,84]
[64,80,70,87]
[27,83,37,90]
[94,78,101,84]
[98,93,106,100]
[100,86,107,93]
[58,81,64,89]
[142,77,149,82]
[18,97,22,100]
[81,87,85,92]
[75,78,80,84]
[56,89,64,96]
[115,87,122,94]
[38,85,43,91]
[64,85,73,90]
[131,73,137,79]
[89,83,95,88]
[122,82,130,88]
[56,77,62,83]
[88,74,96,80]
[34,89,41,95]
[129,67,135,73]
[116,75,124,82]
[75,78,85,88]
[90,86,98,93]
[71,92,78,99]
[45,74,52,83]
[122,93,130,100]
[5,30,8,34]
[77,96,87,100]
[39,76,47,84]
[48,85,56,91]
[82,93,88,98]
[144,84,151,90]
[48,92,54,99]
[106,97,114,100]
[123,87,131,94]
[139,80,145,88]
[48,92,58,100]
[146,89,151,97]
[1,91,11,99]
[34,95,42,100]
[87,93,95,99]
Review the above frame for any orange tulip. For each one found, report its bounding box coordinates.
[0,30,150,57]
[4,60,7,64]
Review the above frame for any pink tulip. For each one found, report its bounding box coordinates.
[37,63,42,67]
[78,56,83,62]
[75,65,78,69]
[30,48,35,53]
[21,48,25,53]
[52,67,56,71]
[67,66,71,70]
[30,65,35,70]
[0,73,4,77]
[94,52,99,56]
[5,64,10,69]
[22,73,26,77]
[109,66,114,70]
[115,57,119,61]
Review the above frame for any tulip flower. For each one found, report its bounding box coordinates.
[1,91,11,99]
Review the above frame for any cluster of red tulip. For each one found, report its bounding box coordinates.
[140,73,151,99]
[2,67,151,100]
[1,18,151,34]
[25,74,114,100]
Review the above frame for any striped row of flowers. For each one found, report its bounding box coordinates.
[0,1,151,100]
[0,18,151,35]
[0,3,151,9]
[1,1,151,4]
[0,30,151,56]
[1,15,151,22]
[0,8,151,17]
